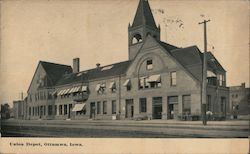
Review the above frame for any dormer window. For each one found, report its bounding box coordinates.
[96,83,106,94]
[146,59,153,70]
[123,79,131,91]
[109,82,116,93]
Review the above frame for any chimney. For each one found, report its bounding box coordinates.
[96,63,100,68]
[73,58,80,73]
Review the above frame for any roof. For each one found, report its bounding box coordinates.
[56,60,131,86]
[131,0,157,29]
[158,41,226,82]
[40,61,72,86]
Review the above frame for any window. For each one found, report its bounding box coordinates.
[69,104,72,113]
[97,101,101,114]
[96,83,106,94]
[54,105,57,115]
[132,34,142,44]
[170,72,177,86]
[38,106,40,116]
[48,105,53,116]
[218,74,225,86]
[44,105,46,115]
[221,97,226,113]
[103,101,107,114]
[123,79,131,91]
[32,107,35,116]
[28,107,31,116]
[29,94,32,102]
[109,82,116,93]
[140,98,147,113]
[146,59,153,70]
[64,104,67,115]
[59,105,63,115]
[139,74,161,89]
[183,95,191,115]
[207,95,211,111]
[112,100,116,114]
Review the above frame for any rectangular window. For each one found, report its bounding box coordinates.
[139,75,161,89]
[183,95,191,115]
[221,97,226,113]
[54,105,57,115]
[29,107,31,116]
[103,101,107,114]
[44,105,46,115]
[140,98,147,113]
[32,107,34,116]
[38,106,40,116]
[207,95,211,111]
[170,72,177,86]
[64,104,68,115]
[112,100,116,114]
[146,59,153,70]
[48,105,53,116]
[59,105,63,115]
[97,101,101,114]
[69,104,72,113]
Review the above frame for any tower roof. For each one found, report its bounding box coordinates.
[131,0,157,29]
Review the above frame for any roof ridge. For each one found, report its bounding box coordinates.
[40,60,71,67]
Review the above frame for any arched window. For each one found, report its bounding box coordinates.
[132,34,142,44]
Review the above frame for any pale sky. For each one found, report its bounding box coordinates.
[0,0,249,106]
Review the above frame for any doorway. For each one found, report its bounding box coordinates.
[152,97,162,119]
[168,96,178,119]
[125,99,134,119]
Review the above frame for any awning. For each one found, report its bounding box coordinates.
[69,87,75,93]
[207,70,216,77]
[81,86,88,92]
[95,84,101,91]
[51,90,57,96]
[147,74,161,82]
[63,88,71,95]
[109,82,115,89]
[59,89,66,95]
[123,79,130,86]
[57,90,63,96]
[75,86,81,92]
[72,103,86,112]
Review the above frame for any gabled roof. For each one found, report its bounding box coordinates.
[40,61,72,86]
[157,40,226,82]
[131,0,157,29]
[27,61,72,92]
[56,60,131,86]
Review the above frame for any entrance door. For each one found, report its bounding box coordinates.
[152,97,162,119]
[90,102,96,119]
[168,104,174,119]
[125,99,134,119]
[168,96,178,119]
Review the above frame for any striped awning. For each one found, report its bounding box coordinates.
[72,103,86,112]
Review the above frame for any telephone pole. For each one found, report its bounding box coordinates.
[199,19,210,125]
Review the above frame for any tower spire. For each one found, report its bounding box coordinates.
[131,0,157,29]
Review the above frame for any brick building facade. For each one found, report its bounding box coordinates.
[25,0,229,121]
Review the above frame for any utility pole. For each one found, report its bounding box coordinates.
[199,19,210,125]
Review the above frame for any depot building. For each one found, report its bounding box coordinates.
[26,0,229,121]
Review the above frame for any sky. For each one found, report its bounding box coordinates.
[0,0,249,106]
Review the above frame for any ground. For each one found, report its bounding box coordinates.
[1,119,249,138]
